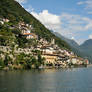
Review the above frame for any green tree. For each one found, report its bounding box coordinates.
[0,59,4,68]
[4,54,11,66]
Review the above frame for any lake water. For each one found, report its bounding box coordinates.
[0,67,92,92]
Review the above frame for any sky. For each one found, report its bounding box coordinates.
[15,0,92,45]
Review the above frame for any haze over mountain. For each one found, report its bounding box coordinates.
[54,32,92,63]
[53,32,79,49]
[80,39,92,51]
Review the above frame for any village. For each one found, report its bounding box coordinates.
[0,18,89,69]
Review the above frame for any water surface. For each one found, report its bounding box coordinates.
[0,67,92,92]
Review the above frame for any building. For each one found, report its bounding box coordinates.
[41,45,58,64]
[41,46,56,54]
[51,39,55,45]
[84,59,89,65]
[3,19,10,22]
[42,54,58,64]
[23,33,38,39]
[0,21,4,25]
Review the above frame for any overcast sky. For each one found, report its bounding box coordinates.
[16,0,92,45]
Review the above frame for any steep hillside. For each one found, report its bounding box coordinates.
[0,0,89,69]
[0,0,71,50]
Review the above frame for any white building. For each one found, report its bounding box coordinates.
[0,21,4,25]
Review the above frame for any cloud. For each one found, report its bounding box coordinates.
[58,13,92,36]
[89,34,92,39]
[26,6,34,13]
[77,1,85,5]
[77,0,92,9]
[30,10,92,44]
[77,0,92,14]
[15,0,27,4]
[31,10,61,31]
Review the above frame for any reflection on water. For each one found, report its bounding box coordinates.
[0,67,92,92]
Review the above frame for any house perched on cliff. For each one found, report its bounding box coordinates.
[18,21,38,39]
[23,33,38,39]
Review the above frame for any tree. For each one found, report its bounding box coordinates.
[0,59,4,68]
[4,54,11,66]
[35,54,45,68]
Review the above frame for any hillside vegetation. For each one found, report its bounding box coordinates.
[0,0,89,70]
[0,0,71,50]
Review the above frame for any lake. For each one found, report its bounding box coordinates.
[0,67,92,92]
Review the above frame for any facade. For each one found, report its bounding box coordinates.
[0,21,4,25]
[42,54,58,64]
[18,21,37,39]
[41,45,58,64]
[3,19,10,22]
[41,47,55,54]
[23,33,38,39]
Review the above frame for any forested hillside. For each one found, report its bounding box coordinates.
[0,0,71,50]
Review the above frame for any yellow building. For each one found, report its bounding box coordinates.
[42,54,58,64]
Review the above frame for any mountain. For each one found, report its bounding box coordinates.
[0,0,71,50]
[79,39,92,63]
[80,39,92,60]
[80,39,92,51]
[53,32,82,53]
[0,0,89,69]
[54,32,79,49]
[53,32,92,62]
